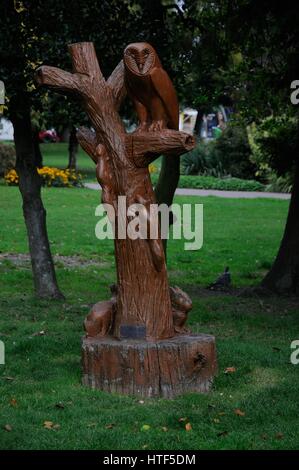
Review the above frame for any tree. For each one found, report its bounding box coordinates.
[0,2,63,298]
[218,0,299,294]
[0,0,190,297]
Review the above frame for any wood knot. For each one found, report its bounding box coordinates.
[193,352,207,372]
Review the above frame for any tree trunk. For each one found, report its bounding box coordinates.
[154,155,180,255]
[194,108,203,136]
[10,93,64,299]
[32,127,43,168]
[67,125,78,170]
[261,161,299,294]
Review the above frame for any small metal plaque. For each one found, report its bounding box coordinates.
[120,324,146,339]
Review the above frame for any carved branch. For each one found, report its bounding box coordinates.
[127,130,196,167]
[107,60,126,110]
[68,42,105,86]
[77,127,98,163]
[35,66,82,93]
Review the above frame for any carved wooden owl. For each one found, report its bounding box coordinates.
[124,42,179,132]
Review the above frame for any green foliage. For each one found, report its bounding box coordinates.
[266,173,294,194]
[181,141,223,176]
[182,126,256,180]
[0,142,16,176]
[248,115,299,193]
[213,126,256,179]
[179,175,264,192]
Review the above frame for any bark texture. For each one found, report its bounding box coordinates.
[82,334,217,397]
[10,93,63,299]
[261,162,299,294]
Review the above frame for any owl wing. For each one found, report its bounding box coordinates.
[150,67,179,130]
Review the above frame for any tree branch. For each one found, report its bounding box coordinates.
[68,42,105,86]
[107,60,126,110]
[35,66,82,93]
[77,127,98,163]
[127,130,195,167]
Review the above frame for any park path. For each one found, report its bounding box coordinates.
[85,182,290,200]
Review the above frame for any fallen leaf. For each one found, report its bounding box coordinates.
[43,421,54,429]
[213,418,220,423]
[32,330,46,337]
[225,367,236,374]
[178,417,188,422]
[218,412,226,416]
[161,426,168,432]
[185,422,192,431]
[53,424,60,430]
[276,432,284,440]
[10,398,18,407]
[217,430,228,437]
[141,424,151,431]
[138,400,145,404]
[105,423,115,429]
[142,445,148,449]
[2,376,14,381]
[234,409,245,417]
[4,424,12,432]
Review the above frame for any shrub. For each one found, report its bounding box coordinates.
[248,115,299,186]
[265,173,293,193]
[182,125,257,180]
[178,175,264,192]
[5,166,83,187]
[0,142,16,176]
[213,125,256,179]
[151,173,265,192]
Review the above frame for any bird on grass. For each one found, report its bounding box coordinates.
[208,267,231,291]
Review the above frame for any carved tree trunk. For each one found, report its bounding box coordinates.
[36,42,218,397]
[36,42,194,341]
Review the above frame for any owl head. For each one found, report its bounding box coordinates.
[124,42,157,75]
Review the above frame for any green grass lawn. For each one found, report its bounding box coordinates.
[1,185,299,450]
[41,143,263,191]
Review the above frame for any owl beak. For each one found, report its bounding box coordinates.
[137,63,144,73]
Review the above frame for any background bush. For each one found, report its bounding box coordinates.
[248,115,299,192]
[151,173,265,192]
[0,142,16,176]
[182,125,257,180]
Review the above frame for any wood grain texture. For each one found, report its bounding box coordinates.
[82,334,217,397]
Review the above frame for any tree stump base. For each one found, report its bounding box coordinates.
[82,334,217,398]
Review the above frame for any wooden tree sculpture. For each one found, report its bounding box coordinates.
[36,42,217,397]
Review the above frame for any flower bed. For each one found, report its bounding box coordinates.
[5,167,83,187]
